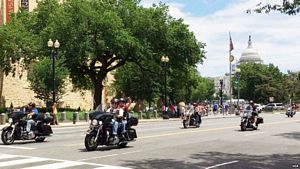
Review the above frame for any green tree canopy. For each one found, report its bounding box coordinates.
[234,63,284,104]
[27,58,69,103]
[0,0,205,108]
[250,0,300,15]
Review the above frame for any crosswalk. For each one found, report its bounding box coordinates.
[0,154,131,169]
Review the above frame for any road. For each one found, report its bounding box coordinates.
[0,113,299,169]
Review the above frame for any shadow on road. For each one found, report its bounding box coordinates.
[274,131,300,141]
[78,145,134,152]
[123,152,300,169]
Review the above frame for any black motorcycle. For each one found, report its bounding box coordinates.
[1,111,53,145]
[286,108,296,118]
[240,109,264,131]
[182,109,201,128]
[84,111,138,151]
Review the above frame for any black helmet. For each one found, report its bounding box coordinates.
[112,98,119,104]
[119,98,126,103]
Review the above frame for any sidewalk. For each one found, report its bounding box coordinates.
[0,114,239,129]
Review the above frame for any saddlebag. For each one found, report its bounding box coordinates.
[127,117,138,126]
[41,125,53,135]
[125,128,137,140]
[257,117,264,124]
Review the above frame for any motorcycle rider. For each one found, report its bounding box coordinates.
[106,98,119,141]
[193,103,201,127]
[26,102,39,138]
[117,97,131,139]
[249,100,258,129]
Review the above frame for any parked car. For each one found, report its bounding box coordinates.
[265,103,284,110]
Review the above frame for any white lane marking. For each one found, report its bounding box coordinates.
[0,145,36,150]
[93,166,132,169]
[22,161,84,169]
[78,151,141,162]
[0,153,132,169]
[205,160,239,169]
[244,132,266,136]
[0,154,18,159]
[0,157,46,167]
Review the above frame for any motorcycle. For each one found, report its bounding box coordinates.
[182,109,201,128]
[1,111,53,145]
[286,108,296,118]
[84,110,138,151]
[240,109,264,131]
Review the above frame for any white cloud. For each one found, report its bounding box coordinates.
[141,0,300,77]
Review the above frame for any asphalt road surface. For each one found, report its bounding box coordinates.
[0,113,299,169]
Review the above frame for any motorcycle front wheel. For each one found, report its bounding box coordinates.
[1,130,15,145]
[240,122,247,131]
[183,120,189,128]
[84,134,98,151]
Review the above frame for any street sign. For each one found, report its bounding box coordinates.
[269,97,274,102]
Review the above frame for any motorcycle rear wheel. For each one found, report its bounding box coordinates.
[1,130,15,145]
[85,134,98,151]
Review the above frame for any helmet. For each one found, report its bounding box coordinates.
[112,98,119,104]
[249,100,254,104]
[119,98,126,103]
[28,102,35,107]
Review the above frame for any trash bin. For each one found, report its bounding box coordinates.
[61,111,66,122]
[0,113,5,125]
[84,112,89,122]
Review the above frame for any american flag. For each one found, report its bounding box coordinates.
[229,32,234,52]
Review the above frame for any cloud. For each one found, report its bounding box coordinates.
[141,0,300,77]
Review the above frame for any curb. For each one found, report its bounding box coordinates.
[50,115,239,128]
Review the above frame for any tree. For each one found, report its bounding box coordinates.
[191,74,215,102]
[236,63,284,103]
[27,58,69,103]
[0,9,39,76]
[249,1,300,15]
[284,71,300,103]
[1,0,204,109]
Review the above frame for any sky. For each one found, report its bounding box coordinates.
[140,0,300,77]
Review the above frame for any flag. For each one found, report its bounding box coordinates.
[229,32,234,52]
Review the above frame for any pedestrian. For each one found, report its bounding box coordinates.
[213,102,218,115]
[52,102,59,125]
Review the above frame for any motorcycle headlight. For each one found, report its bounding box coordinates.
[8,118,13,123]
[92,119,99,126]
[99,121,103,125]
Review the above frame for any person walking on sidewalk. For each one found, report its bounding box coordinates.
[52,102,59,125]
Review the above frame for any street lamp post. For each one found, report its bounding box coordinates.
[219,79,224,113]
[47,39,60,105]
[236,68,241,115]
[161,55,169,119]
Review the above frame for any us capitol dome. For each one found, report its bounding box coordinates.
[239,36,263,64]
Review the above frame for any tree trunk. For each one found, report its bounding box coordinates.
[93,82,103,110]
